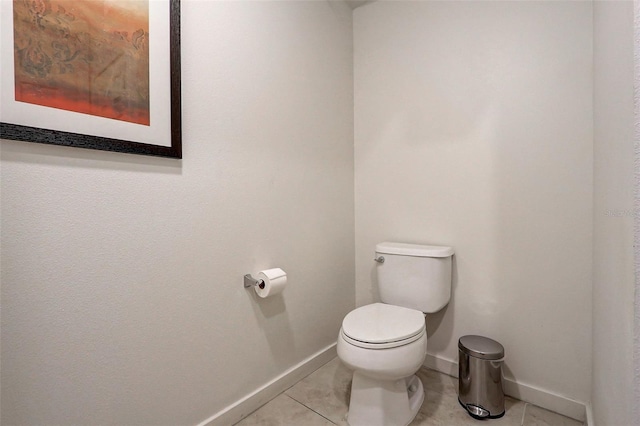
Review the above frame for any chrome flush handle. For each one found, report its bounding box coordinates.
[374,256,385,264]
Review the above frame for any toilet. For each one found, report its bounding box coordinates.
[337,242,454,426]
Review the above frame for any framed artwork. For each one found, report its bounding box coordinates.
[0,0,182,159]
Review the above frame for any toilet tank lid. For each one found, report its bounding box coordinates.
[376,242,454,258]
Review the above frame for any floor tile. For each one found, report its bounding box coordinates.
[240,357,579,426]
[285,357,352,426]
[411,387,475,426]
[234,394,335,426]
[412,367,525,425]
[482,397,526,426]
[417,367,458,397]
[523,404,583,426]
[411,388,525,425]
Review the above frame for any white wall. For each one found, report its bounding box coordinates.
[354,0,593,403]
[0,1,354,424]
[593,2,636,424]
[634,3,640,423]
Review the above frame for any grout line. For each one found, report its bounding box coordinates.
[521,402,529,426]
[285,394,339,425]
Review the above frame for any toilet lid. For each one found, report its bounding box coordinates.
[342,303,425,344]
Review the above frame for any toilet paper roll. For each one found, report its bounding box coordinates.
[255,268,287,298]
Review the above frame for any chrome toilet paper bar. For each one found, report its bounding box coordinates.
[244,274,265,289]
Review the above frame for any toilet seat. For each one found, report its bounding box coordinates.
[341,328,425,349]
[341,303,426,349]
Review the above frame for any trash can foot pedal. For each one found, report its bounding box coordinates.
[458,398,505,420]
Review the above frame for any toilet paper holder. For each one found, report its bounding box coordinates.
[244,274,265,289]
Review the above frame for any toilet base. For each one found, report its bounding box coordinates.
[347,372,424,426]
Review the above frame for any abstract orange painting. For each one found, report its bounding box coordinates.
[12,0,150,125]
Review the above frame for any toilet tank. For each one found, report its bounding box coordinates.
[375,242,454,313]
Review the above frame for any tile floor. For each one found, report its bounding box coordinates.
[235,358,584,426]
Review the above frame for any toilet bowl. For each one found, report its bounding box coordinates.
[337,303,427,426]
[337,242,454,426]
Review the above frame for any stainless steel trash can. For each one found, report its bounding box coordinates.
[458,335,505,419]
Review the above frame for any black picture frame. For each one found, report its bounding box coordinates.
[0,0,182,159]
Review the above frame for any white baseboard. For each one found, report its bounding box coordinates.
[585,402,594,426]
[197,343,337,426]
[423,353,587,422]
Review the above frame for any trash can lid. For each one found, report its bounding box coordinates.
[458,335,504,360]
